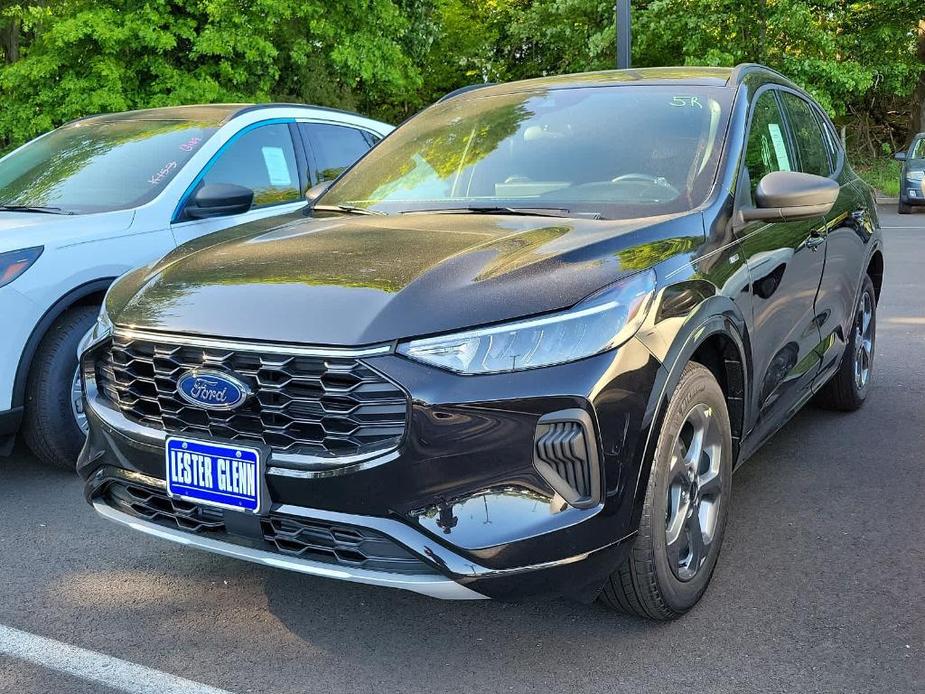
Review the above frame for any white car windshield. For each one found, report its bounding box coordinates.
[321,85,732,220]
[0,116,219,214]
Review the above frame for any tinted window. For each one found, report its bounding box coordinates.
[780,92,831,177]
[321,86,733,220]
[744,91,794,200]
[201,123,300,208]
[0,119,218,214]
[303,124,373,182]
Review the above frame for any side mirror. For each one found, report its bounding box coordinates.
[739,171,839,223]
[894,151,907,162]
[184,183,254,220]
[305,181,332,205]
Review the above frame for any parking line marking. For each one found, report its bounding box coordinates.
[0,624,233,694]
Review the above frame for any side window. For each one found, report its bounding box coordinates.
[820,120,839,171]
[779,92,831,177]
[743,90,794,201]
[302,123,373,183]
[201,123,300,209]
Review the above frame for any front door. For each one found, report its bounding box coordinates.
[170,122,307,246]
[734,89,826,439]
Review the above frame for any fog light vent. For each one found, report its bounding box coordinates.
[533,409,601,509]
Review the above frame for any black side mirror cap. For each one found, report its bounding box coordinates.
[894,151,907,161]
[739,171,840,224]
[184,183,254,220]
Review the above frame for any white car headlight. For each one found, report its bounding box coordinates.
[398,271,656,374]
[907,169,925,181]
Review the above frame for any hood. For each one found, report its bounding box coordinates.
[109,210,704,346]
[0,209,135,253]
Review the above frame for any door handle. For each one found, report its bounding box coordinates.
[806,232,825,251]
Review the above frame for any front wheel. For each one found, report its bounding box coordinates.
[600,362,733,620]
[22,305,97,470]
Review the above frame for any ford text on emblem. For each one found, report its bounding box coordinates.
[176,370,250,411]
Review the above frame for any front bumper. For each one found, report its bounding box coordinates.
[902,179,925,204]
[79,333,663,601]
[0,285,39,412]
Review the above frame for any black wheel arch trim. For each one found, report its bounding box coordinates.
[12,277,116,412]
[629,292,752,531]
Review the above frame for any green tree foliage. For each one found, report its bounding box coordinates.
[0,0,422,149]
[492,0,924,150]
[0,0,922,158]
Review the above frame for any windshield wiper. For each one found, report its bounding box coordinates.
[311,204,385,216]
[401,206,600,220]
[0,204,74,215]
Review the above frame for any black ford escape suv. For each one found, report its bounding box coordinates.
[78,65,883,620]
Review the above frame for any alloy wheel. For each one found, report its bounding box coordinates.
[854,290,874,391]
[664,403,724,581]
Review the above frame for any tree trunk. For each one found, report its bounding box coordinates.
[0,18,20,64]
[914,20,925,135]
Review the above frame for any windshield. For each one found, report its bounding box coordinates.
[321,85,732,219]
[0,118,219,214]
[911,138,925,160]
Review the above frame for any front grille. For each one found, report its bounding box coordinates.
[101,481,439,576]
[95,333,408,461]
[108,480,225,533]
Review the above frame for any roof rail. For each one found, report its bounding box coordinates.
[731,63,794,86]
[437,83,495,103]
[231,102,370,121]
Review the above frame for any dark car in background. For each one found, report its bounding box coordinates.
[895,133,925,213]
[78,64,883,620]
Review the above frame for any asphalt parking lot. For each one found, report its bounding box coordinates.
[1,205,923,694]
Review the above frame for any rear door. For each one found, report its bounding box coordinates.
[779,91,870,381]
[734,88,826,438]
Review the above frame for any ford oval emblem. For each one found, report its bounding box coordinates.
[176,369,250,411]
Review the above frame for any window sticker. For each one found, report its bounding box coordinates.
[767,123,791,171]
[261,147,292,186]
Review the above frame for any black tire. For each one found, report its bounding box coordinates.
[600,362,733,620]
[22,305,98,470]
[815,275,877,411]
[898,200,911,214]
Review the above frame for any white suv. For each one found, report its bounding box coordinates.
[0,103,391,468]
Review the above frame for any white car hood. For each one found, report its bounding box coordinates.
[0,209,136,253]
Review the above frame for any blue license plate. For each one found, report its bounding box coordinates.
[165,436,262,513]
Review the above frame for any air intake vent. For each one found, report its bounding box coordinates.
[533,409,601,508]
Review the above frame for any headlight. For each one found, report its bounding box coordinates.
[398,271,656,374]
[907,170,925,181]
[0,246,43,289]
